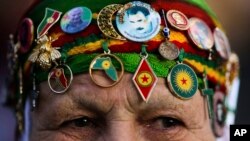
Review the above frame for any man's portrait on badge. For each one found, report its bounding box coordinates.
[2,0,248,141]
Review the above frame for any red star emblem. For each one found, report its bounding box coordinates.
[181,77,187,85]
[141,74,149,83]
[133,58,157,102]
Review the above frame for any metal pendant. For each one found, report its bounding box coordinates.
[89,53,124,87]
[167,63,198,99]
[213,91,227,137]
[48,64,73,94]
[159,40,180,60]
[133,57,158,102]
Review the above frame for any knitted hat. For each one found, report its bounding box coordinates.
[7,0,239,138]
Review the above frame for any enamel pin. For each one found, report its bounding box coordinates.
[167,63,198,99]
[61,7,92,34]
[37,8,62,38]
[116,1,161,42]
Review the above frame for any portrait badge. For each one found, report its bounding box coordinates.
[116,1,161,42]
[167,63,198,99]
[213,27,231,59]
[60,7,92,34]
[166,10,189,30]
[188,17,214,50]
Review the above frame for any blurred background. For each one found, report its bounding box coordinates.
[0,0,249,140]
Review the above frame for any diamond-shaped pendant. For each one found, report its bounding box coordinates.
[133,58,158,102]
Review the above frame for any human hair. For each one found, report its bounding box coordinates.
[126,6,150,17]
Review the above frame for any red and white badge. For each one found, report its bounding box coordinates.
[188,17,214,50]
[213,27,231,59]
[166,10,189,30]
[17,18,34,54]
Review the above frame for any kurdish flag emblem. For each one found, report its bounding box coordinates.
[37,8,62,38]
[133,58,158,102]
[168,63,198,99]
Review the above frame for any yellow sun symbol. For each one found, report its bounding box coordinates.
[175,69,193,93]
[102,60,111,69]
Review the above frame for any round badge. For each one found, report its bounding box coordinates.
[166,10,189,30]
[89,53,124,87]
[188,17,214,50]
[213,91,227,137]
[167,63,198,99]
[116,1,161,42]
[60,7,92,34]
[48,64,73,94]
[97,4,126,40]
[17,18,34,54]
[213,27,231,59]
[159,40,180,60]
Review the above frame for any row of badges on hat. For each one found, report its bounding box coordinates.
[19,1,228,102]
[17,1,230,59]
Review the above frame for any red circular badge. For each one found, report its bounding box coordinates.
[166,10,189,30]
[18,18,34,54]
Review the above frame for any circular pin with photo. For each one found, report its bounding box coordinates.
[188,17,214,50]
[166,10,189,30]
[116,1,161,42]
[17,18,34,54]
[167,63,198,99]
[60,7,92,34]
[213,27,231,59]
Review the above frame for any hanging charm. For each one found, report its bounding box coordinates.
[159,9,180,60]
[201,72,214,118]
[212,91,227,137]
[89,42,124,87]
[167,63,198,99]
[48,63,73,94]
[133,45,158,102]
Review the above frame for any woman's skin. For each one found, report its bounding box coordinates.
[30,73,215,141]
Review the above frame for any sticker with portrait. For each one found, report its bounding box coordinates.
[116,1,161,42]
[60,7,92,34]
[188,17,214,50]
[214,27,231,59]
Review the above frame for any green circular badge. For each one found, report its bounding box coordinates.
[167,63,198,99]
